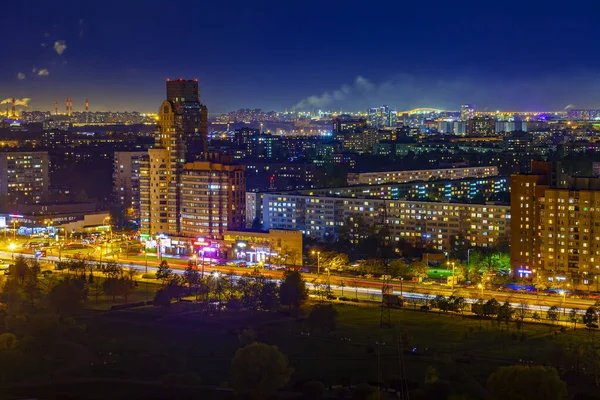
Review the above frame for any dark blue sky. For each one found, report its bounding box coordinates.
[2,0,600,113]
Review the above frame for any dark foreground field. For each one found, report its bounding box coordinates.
[2,299,599,400]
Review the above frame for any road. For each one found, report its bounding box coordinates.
[1,250,596,314]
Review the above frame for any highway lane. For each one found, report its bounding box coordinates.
[1,250,596,314]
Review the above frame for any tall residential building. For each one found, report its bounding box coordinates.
[179,154,245,238]
[461,104,476,120]
[539,182,600,279]
[510,161,567,272]
[0,151,49,204]
[113,151,148,222]
[140,151,245,240]
[140,79,209,237]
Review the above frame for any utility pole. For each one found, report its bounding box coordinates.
[379,200,392,328]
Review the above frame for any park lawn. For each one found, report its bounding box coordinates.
[69,300,597,398]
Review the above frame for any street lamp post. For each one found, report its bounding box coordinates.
[325,267,331,293]
[400,277,403,297]
[478,283,484,299]
[143,250,148,273]
[451,262,456,290]
[311,250,321,275]
[467,248,472,267]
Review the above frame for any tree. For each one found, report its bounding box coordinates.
[279,270,307,312]
[47,277,87,316]
[583,306,598,332]
[569,309,580,329]
[101,261,123,279]
[230,342,293,399]
[389,259,411,278]
[433,295,450,312]
[156,260,173,285]
[514,301,528,330]
[339,280,346,297]
[358,258,384,275]
[483,298,500,318]
[183,264,201,300]
[320,251,349,271]
[498,301,513,327]
[547,306,559,324]
[533,274,548,296]
[411,261,429,280]
[103,276,136,302]
[487,365,567,400]
[11,256,30,284]
[259,281,280,311]
[153,288,172,307]
[308,304,338,333]
[451,294,467,315]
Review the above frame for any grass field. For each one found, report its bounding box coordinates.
[55,299,599,399]
[5,278,599,399]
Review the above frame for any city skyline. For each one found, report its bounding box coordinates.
[4,1,600,113]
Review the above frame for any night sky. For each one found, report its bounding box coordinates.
[3,0,600,113]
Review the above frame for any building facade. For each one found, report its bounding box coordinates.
[301,175,509,203]
[140,80,247,242]
[261,192,509,251]
[223,229,303,266]
[179,154,246,239]
[0,151,49,204]
[113,151,147,222]
[347,166,498,186]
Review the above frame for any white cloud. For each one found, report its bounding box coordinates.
[293,76,375,110]
[37,69,49,76]
[41,43,47,47]
[17,73,25,80]
[54,40,67,55]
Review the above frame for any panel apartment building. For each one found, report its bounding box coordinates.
[511,161,600,283]
[262,193,509,252]
[347,166,498,186]
[113,151,147,222]
[0,151,49,204]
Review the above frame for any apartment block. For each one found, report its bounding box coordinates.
[0,151,49,204]
[347,166,498,186]
[113,151,147,222]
